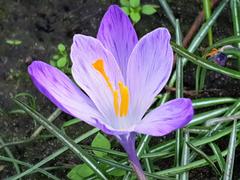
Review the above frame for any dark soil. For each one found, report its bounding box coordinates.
[0,0,239,179]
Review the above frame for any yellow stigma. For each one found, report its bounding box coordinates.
[119,82,129,117]
[92,59,129,117]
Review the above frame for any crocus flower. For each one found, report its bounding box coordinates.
[28,5,193,179]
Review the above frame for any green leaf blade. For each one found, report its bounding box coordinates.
[130,11,141,23]
[57,57,67,68]
[130,0,140,8]
[141,5,157,15]
[91,133,111,157]
[67,164,94,180]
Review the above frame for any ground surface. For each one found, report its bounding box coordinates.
[0,0,239,179]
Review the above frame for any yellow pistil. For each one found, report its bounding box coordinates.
[92,59,129,117]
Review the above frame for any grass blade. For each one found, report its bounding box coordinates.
[209,143,225,173]
[12,128,98,179]
[31,108,62,138]
[81,145,127,157]
[155,148,229,176]
[93,155,173,180]
[143,148,154,173]
[11,98,107,180]
[192,97,236,109]
[0,156,59,180]
[203,0,213,45]
[195,65,201,93]
[175,19,183,180]
[189,107,229,127]
[186,142,221,176]
[204,36,240,53]
[0,137,21,178]
[158,0,176,28]
[230,0,240,54]
[180,132,190,180]
[171,41,240,79]
[223,120,237,180]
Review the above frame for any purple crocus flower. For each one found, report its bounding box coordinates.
[28,5,193,179]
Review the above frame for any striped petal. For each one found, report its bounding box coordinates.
[126,28,174,120]
[70,35,124,128]
[97,5,138,80]
[134,98,194,136]
[28,61,102,127]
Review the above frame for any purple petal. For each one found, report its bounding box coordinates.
[126,28,173,119]
[70,35,124,129]
[28,61,103,128]
[28,62,137,136]
[134,98,194,136]
[97,5,138,79]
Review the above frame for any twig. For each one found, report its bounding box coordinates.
[183,0,220,48]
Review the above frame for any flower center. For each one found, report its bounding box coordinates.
[92,59,129,117]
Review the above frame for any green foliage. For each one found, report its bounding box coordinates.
[119,0,158,24]
[50,43,71,74]
[67,164,94,180]
[130,11,141,23]
[130,0,140,8]
[91,132,111,157]
[61,118,81,129]
[108,168,126,177]
[141,5,157,15]
[67,133,126,179]
[6,39,22,46]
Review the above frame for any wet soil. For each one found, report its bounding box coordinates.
[0,0,239,179]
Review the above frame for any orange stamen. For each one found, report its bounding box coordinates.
[113,90,119,116]
[92,59,114,93]
[92,59,129,117]
[206,48,219,58]
[119,82,129,117]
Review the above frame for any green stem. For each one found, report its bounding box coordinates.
[175,19,184,180]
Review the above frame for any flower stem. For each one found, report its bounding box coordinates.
[116,133,146,180]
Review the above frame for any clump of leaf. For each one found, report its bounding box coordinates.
[6,39,22,46]
[120,0,159,24]
[67,132,125,179]
[50,43,71,74]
